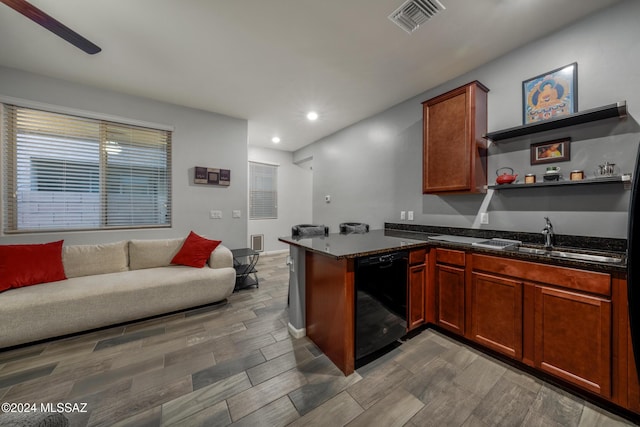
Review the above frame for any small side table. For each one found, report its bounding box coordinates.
[231,248,259,291]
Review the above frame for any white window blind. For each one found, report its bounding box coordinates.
[249,162,277,220]
[2,104,172,232]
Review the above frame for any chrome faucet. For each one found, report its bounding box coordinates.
[542,217,554,249]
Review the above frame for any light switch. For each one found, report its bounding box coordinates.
[210,210,222,219]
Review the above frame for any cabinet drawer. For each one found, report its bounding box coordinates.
[409,248,427,265]
[473,254,611,297]
[436,248,465,267]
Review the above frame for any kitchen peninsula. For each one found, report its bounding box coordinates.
[279,230,428,375]
[279,224,634,419]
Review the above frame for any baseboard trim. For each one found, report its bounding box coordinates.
[288,322,306,339]
[261,249,289,256]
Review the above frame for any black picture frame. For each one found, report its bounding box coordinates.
[194,166,231,186]
[522,63,578,124]
[530,138,571,165]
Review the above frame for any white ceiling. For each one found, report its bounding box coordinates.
[0,0,623,152]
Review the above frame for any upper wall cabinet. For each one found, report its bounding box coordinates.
[422,81,489,194]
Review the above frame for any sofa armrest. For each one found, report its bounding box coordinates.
[209,244,233,269]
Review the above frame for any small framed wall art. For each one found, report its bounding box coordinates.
[194,166,230,186]
[522,62,577,124]
[530,138,571,165]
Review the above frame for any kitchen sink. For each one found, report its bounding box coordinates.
[515,246,623,264]
[516,246,549,255]
[549,250,623,264]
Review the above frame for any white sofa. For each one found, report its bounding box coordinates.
[0,238,236,349]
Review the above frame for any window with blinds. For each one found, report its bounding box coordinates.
[2,104,172,232]
[249,162,277,220]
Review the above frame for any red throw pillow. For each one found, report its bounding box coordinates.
[171,231,221,268]
[0,240,67,291]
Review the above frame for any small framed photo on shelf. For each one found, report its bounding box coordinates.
[523,62,577,124]
[530,138,571,165]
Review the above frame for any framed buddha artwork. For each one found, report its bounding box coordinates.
[522,63,577,124]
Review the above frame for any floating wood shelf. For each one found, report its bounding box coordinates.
[488,175,629,190]
[485,101,627,142]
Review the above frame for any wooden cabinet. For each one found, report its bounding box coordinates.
[408,249,427,331]
[422,81,488,194]
[435,248,466,335]
[534,285,612,397]
[470,271,523,360]
[305,251,355,375]
[472,253,615,399]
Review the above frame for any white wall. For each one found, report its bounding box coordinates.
[0,66,249,249]
[248,147,312,252]
[295,0,640,239]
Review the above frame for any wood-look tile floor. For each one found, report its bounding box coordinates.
[0,252,637,426]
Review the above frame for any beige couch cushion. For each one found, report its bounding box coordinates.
[63,241,129,278]
[129,238,184,270]
[0,265,236,348]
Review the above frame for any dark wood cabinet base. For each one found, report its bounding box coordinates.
[305,251,355,375]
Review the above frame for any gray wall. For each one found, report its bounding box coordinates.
[248,147,312,252]
[0,66,249,248]
[295,0,640,239]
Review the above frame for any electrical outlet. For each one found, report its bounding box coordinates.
[325,195,331,203]
[232,210,241,218]
[480,212,489,224]
[400,211,406,220]
[210,210,222,219]
[408,211,414,221]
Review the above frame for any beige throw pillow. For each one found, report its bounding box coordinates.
[63,241,129,278]
[128,238,184,270]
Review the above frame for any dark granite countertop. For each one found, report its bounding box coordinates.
[278,229,428,259]
[279,224,627,273]
[385,224,627,273]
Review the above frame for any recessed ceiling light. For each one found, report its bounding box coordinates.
[271,136,281,143]
[306,111,319,121]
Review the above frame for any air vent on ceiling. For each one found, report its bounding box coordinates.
[388,0,446,34]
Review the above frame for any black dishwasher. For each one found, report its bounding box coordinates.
[355,251,408,362]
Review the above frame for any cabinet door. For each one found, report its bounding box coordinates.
[423,89,469,192]
[436,264,465,335]
[422,81,488,194]
[408,263,426,330]
[471,272,523,359]
[535,285,612,397]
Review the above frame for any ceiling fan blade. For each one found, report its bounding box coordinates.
[0,0,101,54]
